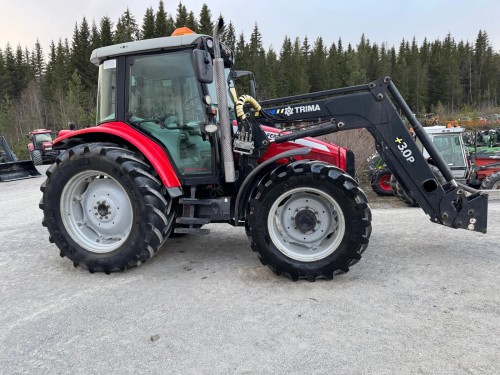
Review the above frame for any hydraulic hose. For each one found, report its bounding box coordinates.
[236,95,261,119]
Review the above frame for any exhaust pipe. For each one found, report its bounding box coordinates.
[213,18,235,183]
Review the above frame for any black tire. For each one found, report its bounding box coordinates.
[31,150,42,165]
[40,143,174,273]
[370,169,394,196]
[245,160,372,281]
[390,174,419,207]
[480,171,500,190]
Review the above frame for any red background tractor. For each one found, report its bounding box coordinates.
[27,129,61,165]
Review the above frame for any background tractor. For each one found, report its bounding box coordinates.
[367,152,393,196]
[39,21,488,281]
[27,129,61,165]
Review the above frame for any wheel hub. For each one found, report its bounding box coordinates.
[94,200,112,220]
[293,208,319,233]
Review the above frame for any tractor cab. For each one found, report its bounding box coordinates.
[93,30,235,181]
[416,126,469,181]
[32,131,54,149]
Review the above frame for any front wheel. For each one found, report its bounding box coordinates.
[31,150,42,165]
[40,143,174,273]
[246,161,372,281]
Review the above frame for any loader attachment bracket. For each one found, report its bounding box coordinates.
[438,191,488,233]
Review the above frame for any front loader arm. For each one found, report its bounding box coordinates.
[259,77,488,233]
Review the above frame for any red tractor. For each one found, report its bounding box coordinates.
[39,21,489,281]
[27,129,61,165]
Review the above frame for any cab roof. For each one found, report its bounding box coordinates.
[424,125,465,134]
[90,33,208,66]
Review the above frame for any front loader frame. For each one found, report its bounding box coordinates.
[260,77,488,233]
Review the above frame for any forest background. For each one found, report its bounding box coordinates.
[0,1,498,159]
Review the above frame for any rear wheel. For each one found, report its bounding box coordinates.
[370,169,394,196]
[480,171,500,190]
[246,161,372,281]
[40,143,174,273]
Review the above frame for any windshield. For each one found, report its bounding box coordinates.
[432,134,466,167]
[34,133,53,143]
[127,51,205,126]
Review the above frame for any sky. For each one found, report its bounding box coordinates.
[1,0,500,55]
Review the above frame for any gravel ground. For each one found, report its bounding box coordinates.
[0,165,499,375]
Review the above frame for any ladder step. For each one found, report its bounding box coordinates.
[176,217,210,225]
[179,198,212,206]
[174,227,210,235]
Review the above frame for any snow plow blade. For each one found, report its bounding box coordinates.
[0,160,41,182]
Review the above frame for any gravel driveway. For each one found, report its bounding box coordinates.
[1,165,499,374]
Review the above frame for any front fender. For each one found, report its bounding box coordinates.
[233,147,312,223]
[54,122,181,188]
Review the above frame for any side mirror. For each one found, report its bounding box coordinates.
[193,49,213,83]
[233,70,258,99]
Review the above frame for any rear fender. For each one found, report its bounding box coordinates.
[53,122,181,188]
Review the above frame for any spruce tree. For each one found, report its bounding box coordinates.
[221,21,236,53]
[0,49,6,100]
[90,21,100,50]
[262,47,279,99]
[175,3,188,28]
[142,7,156,39]
[3,44,15,99]
[99,17,114,47]
[71,18,96,91]
[326,42,341,88]
[13,44,28,98]
[291,37,309,94]
[114,8,139,43]
[31,40,45,82]
[198,4,213,35]
[277,36,293,96]
[186,11,198,31]
[309,37,328,92]
[235,32,248,71]
[154,1,169,37]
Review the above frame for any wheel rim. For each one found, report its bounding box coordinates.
[60,170,133,254]
[267,187,346,262]
[379,174,392,191]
